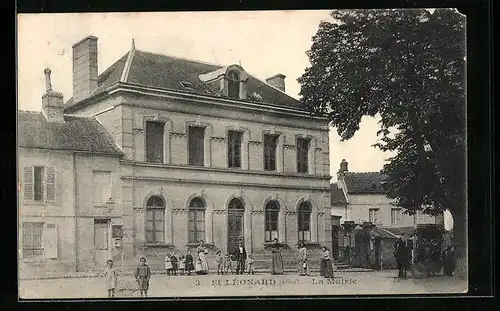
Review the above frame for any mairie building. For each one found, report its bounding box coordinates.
[18,36,331,277]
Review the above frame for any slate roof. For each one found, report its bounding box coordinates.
[65,49,303,110]
[383,226,417,237]
[330,183,347,205]
[18,111,122,154]
[372,226,399,239]
[342,172,387,194]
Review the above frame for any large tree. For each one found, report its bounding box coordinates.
[298,9,466,275]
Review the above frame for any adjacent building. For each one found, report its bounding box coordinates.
[18,68,123,276]
[18,35,332,276]
[330,159,444,269]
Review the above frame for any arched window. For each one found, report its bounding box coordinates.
[265,200,280,241]
[298,202,312,242]
[146,196,165,243]
[188,197,206,243]
[227,71,240,99]
[228,198,244,210]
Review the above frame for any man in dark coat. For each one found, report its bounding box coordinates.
[394,237,408,278]
[443,245,455,276]
[234,241,247,274]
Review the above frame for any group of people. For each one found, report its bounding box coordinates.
[269,239,335,279]
[394,236,456,278]
[215,241,256,275]
[101,239,338,298]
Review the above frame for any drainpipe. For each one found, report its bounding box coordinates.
[73,152,78,272]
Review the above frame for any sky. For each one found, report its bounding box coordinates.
[17,11,395,179]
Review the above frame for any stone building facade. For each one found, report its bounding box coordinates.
[18,35,332,275]
[18,68,123,277]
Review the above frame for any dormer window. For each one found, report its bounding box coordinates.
[227,71,240,99]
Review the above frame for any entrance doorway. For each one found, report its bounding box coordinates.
[227,198,244,255]
[94,219,110,265]
[332,226,340,260]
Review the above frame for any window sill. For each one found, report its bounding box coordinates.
[263,242,290,250]
[186,243,216,249]
[302,241,322,248]
[21,201,47,206]
[142,243,175,248]
[21,257,57,262]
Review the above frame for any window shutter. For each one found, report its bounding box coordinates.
[43,223,58,258]
[23,166,34,201]
[45,166,56,202]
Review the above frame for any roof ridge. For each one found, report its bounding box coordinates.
[246,71,299,101]
[377,226,400,238]
[135,49,223,68]
[120,40,136,82]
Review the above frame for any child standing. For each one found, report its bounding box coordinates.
[171,253,178,276]
[102,259,118,298]
[165,253,173,275]
[179,255,186,275]
[185,250,194,275]
[215,250,224,275]
[247,254,255,275]
[135,256,151,297]
[224,253,233,274]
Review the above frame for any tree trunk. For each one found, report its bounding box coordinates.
[450,208,467,280]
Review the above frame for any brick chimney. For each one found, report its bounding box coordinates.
[72,36,98,103]
[339,159,348,173]
[265,74,286,92]
[42,68,64,123]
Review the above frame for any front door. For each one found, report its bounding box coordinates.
[227,198,245,255]
[332,226,340,260]
[94,219,110,265]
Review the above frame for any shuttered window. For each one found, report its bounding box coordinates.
[296,138,310,173]
[188,126,205,166]
[146,121,164,163]
[263,134,278,171]
[23,166,56,203]
[45,167,56,202]
[22,222,44,258]
[43,223,58,258]
[23,167,33,201]
[228,131,242,168]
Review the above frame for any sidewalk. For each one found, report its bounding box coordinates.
[19,267,374,281]
[19,270,468,299]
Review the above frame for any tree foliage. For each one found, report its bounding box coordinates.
[298,9,466,222]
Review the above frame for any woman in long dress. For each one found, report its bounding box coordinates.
[196,240,209,275]
[297,242,309,276]
[320,246,335,278]
[271,238,284,275]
